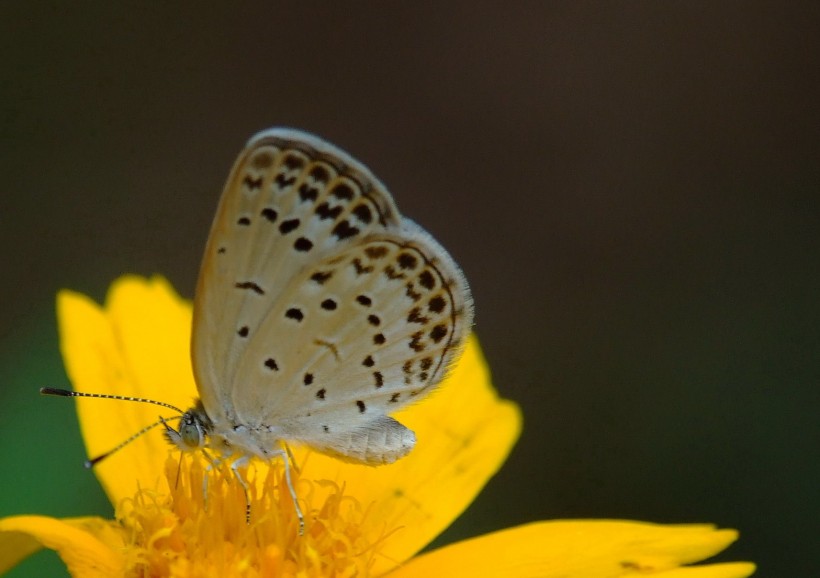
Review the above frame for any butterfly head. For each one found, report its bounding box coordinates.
[165,401,213,452]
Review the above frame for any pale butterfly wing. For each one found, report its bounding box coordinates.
[191,128,473,464]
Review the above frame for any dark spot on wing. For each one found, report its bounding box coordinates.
[303,373,314,386]
[430,324,448,343]
[332,183,355,201]
[298,184,318,203]
[238,326,249,338]
[407,307,429,324]
[285,308,304,322]
[419,270,436,290]
[316,388,326,400]
[332,220,359,240]
[409,331,425,352]
[237,217,251,226]
[264,358,279,371]
[274,173,296,188]
[294,237,313,252]
[279,218,300,234]
[405,282,422,302]
[316,202,343,220]
[428,295,446,314]
[397,253,418,270]
[356,295,372,307]
[362,355,375,367]
[356,400,366,413]
[352,258,374,275]
[321,298,337,311]
[384,265,405,280]
[243,175,263,190]
[311,271,333,285]
[283,154,305,170]
[353,204,373,224]
[261,207,278,222]
[235,281,265,295]
[310,165,329,182]
[365,245,389,259]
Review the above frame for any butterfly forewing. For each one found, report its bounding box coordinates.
[191,128,472,464]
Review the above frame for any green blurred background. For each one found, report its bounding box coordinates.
[2,3,818,576]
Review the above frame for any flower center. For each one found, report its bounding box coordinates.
[116,455,388,577]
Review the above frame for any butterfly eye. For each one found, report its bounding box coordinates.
[166,411,209,451]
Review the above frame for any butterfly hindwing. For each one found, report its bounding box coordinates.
[191,128,473,464]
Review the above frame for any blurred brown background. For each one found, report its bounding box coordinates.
[1,3,818,576]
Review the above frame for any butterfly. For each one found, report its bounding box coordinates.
[44,128,473,531]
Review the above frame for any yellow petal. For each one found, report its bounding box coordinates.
[0,516,123,577]
[58,275,197,504]
[387,520,755,578]
[296,334,522,575]
[60,277,522,573]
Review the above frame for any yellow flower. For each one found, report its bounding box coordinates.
[0,276,755,577]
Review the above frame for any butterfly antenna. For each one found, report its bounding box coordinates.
[40,387,187,467]
[84,414,184,467]
[40,387,186,414]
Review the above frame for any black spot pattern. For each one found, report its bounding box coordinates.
[363,355,375,367]
[235,281,265,295]
[356,295,372,307]
[279,219,300,234]
[264,358,279,371]
[285,308,304,322]
[315,202,343,220]
[356,400,366,413]
[243,175,263,190]
[331,183,355,201]
[299,184,318,203]
[352,258,374,275]
[274,173,296,188]
[316,388,326,400]
[373,371,384,388]
[365,246,389,259]
[321,298,337,311]
[384,265,405,280]
[430,324,448,343]
[311,271,333,284]
[332,220,359,240]
[398,253,418,270]
[353,204,373,224]
[419,270,436,290]
[261,207,278,222]
[428,295,446,313]
[294,237,313,252]
[237,217,251,226]
[303,373,314,386]
[367,314,381,326]
[373,333,386,345]
[238,326,249,338]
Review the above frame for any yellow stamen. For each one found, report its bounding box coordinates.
[115,455,386,577]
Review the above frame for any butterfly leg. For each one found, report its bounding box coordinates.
[195,449,222,513]
[227,455,253,524]
[270,446,305,535]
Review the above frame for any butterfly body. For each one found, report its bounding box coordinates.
[183,128,472,467]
